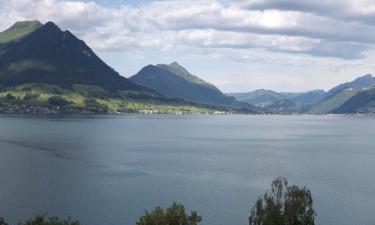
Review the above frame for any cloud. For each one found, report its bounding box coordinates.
[1,0,375,61]
[235,0,375,25]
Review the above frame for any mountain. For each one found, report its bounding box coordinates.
[266,99,299,113]
[331,87,375,114]
[0,21,221,114]
[228,89,326,112]
[287,90,326,106]
[130,62,255,110]
[0,20,144,92]
[309,88,360,114]
[324,74,375,99]
[310,74,375,114]
[227,89,285,107]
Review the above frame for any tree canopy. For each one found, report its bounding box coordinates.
[136,202,202,225]
[249,177,316,225]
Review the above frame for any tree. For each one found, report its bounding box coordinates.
[249,177,316,225]
[23,93,41,101]
[136,202,202,225]
[21,214,80,225]
[6,93,16,100]
[0,217,8,225]
[84,98,109,113]
[48,96,70,106]
[22,87,32,94]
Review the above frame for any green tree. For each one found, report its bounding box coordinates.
[22,87,32,94]
[23,93,41,101]
[48,96,70,106]
[136,202,201,225]
[84,98,109,113]
[249,177,316,225]
[6,93,16,100]
[0,217,8,225]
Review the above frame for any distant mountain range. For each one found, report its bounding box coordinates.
[228,89,326,113]
[1,20,375,115]
[229,74,375,114]
[130,62,256,111]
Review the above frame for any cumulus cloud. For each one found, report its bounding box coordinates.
[234,0,375,25]
[1,0,375,63]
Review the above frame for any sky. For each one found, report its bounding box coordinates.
[1,0,375,93]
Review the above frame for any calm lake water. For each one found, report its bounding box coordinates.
[0,115,374,225]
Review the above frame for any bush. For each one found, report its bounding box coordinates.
[51,87,62,95]
[136,202,202,225]
[249,177,316,225]
[21,215,79,225]
[23,93,41,101]
[84,98,109,113]
[0,215,79,225]
[22,87,32,93]
[6,93,16,100]
[48,96,70,106]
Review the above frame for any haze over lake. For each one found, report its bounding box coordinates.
[0,115,374,225]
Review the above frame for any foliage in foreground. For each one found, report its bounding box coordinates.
[0,217,8,225]
[0,215,79,225]
[0,178,316,225]
[249,177,316,225]
[136,202,202,225]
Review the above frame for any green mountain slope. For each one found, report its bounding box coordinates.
[0,83,220,114]
[0,21,144,92]
[0,20,42,44]
[309,88,360,114]
[130,62,256,111]
[309,74,375,114]
[324,74,375,99]
[331,87,375,114]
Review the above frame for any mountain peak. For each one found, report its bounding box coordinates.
[169,61,182,67]
[167,61,190,74]
[350,74,375,85]
[355,74,373,81]
[42,21,62,32]
[10,20,42,30]
[130,63,247,108]
[0,20,42,44]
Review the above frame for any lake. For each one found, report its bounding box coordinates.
[0,115,374,225]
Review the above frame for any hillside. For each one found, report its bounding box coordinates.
[0,83,221,114]
[309,88,360,114]
[130,62,255,111]
[309,74,375,114]
[325,74,375,99]
[331,87,375,114]
[288,90,326,106]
